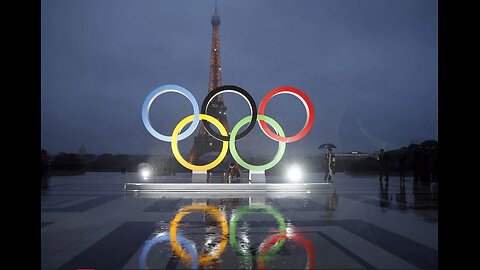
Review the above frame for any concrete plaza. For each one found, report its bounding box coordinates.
[41,172,438,269]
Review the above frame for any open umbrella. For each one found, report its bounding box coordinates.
[318,143,336,150]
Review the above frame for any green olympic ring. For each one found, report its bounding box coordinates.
[229,115,286,171]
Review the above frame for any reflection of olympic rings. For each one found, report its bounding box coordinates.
[258,232,315,270]
[229,205,286,257]
[142,84,199,142]
[201,85,257,142]
[142,203,315,268]
[171,114,228,171]
[142,84,314,170]
[138,232,198,270]
[170,205,229,264]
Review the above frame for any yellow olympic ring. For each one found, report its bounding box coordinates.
[170,205,229,264]
[171,114,228,171]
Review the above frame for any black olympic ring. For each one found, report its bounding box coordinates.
[201,85,257,142]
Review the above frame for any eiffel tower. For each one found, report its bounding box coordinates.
[187,3,230,165]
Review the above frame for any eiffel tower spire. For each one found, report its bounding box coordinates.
[187,3,230,165]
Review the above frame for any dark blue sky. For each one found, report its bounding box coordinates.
[41,0,437,157]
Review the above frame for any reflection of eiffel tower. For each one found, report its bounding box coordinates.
[188,3,230,164]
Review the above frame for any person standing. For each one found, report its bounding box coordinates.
[378,148,389,182]
[324,148,336,182]
[398,151,407,182]
[227,162,240,183]
[430,147,438,183]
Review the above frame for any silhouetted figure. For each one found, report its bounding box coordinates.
[398,152,407,182]
[413,148,421,183]
[234,163,241,180]
[430,148,438,183]
[227,162,240,183]
[377,149,389,182]
[430,175,438,201]
[324,148,336,182]
[120,167,126,174]
[41,149,51,189]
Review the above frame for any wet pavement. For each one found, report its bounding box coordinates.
[41,172,438,269]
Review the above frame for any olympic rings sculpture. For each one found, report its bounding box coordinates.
[142,84,314,171]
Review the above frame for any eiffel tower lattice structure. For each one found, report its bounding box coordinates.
[187,4,231,166]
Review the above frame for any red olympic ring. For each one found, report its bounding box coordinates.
[258,232,315,270]
[258,86,315,143]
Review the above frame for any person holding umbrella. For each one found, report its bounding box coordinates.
[318,143,337,182]
[324,148,336,182]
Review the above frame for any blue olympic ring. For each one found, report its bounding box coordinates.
[138,232,199,269]
[142,84,200,142]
